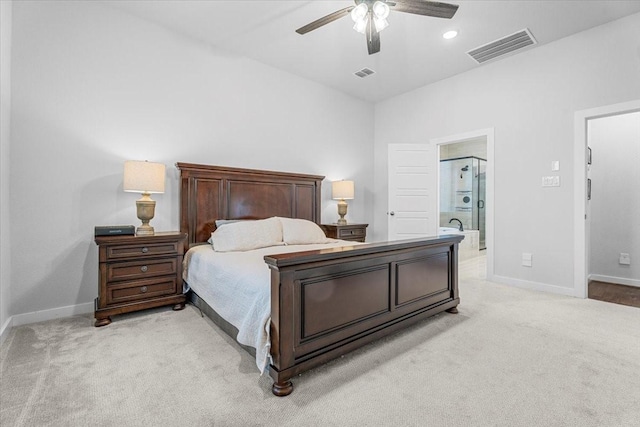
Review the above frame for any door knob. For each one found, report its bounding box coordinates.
[389,211,395,216]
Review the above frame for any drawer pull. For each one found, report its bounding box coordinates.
[141,247,149,253]
[140,266,148,273]
[140,286,148,293]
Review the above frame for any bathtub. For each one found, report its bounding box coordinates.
[437,227,480,259]
[438,226,463,235]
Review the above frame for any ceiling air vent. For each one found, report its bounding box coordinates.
[467,28,537,64]
[354,67,376,78]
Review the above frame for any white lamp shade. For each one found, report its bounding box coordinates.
[332,180,355,200]
[123,160,166,194]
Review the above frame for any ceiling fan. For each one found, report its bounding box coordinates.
[296,0,459,55]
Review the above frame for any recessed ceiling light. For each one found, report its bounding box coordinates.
[443,30,458,40]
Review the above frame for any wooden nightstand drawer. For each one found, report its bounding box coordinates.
[105,241,180,261]
[338,228,365,239]
[107,276,178,305]
[94,232,187,327]
[321,224,368,243]
[107,258,178,282]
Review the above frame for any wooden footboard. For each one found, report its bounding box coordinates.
[264,235,463,396]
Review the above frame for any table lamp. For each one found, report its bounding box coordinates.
[123,160,165,236]
[332,180,354,225]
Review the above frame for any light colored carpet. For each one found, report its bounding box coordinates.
[2,256,639,426]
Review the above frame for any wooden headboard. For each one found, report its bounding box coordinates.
[176,163,324,246]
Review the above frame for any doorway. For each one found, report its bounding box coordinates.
[586,111,640,305]
[573,100,640,298]
[439,148,487,251]
[432,128,495,280]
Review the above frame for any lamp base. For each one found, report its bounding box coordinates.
[337,199,348,225]
[136,224,155,236]
[135,196,156,236]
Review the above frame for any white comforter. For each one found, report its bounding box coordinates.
[183,240,359,373]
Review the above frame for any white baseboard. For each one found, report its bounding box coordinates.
[491,275,581,298]
[589,274,640,288]
[0,316,13,347]
[11,302,94,328]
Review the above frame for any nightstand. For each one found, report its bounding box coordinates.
[94,232,187,327]
[320,223,368,243]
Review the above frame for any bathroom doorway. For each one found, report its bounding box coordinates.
[574,100,640,298]
[586,110,640,304]
[440,155,487,250]
[431,129,494,280]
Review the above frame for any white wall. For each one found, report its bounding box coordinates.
[588,112,640,286]
[1,0,13,341]
[374,13,640,293]
[9,1,374,319]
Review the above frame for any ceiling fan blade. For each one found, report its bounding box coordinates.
[366,18,381,55]
[391,0,458,19]
[296,6,355,35]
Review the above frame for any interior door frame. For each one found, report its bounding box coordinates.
[431,128,495,280]
[573,99,640,298]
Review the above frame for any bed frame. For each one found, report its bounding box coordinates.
[177,162,463,396]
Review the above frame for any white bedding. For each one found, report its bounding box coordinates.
[183,240,360,373]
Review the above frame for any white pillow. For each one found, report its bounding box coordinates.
[208,219,251,245]
[278,217,329,245]
[214,219,248,228]
[210,217,283,252]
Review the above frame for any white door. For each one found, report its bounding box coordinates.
[388,144,437,240]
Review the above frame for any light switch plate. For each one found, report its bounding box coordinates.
[542,176,560,187]
[551,161,560,171]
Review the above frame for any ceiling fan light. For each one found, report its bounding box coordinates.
[353,18,367,34]
[351,3,368,22]
[372,1,390,19]
[374,17,389,32]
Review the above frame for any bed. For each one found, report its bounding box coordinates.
[177,162,464,396]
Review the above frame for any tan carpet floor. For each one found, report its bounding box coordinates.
[2,256,639,426]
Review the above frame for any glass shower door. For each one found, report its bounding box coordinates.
[477,159,486,250]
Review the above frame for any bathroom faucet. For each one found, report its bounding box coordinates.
[449,218,463,232]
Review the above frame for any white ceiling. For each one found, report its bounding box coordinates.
[105,0,640,103]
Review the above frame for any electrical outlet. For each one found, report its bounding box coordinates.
[619,253,631,265]
[522,253,532,267]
